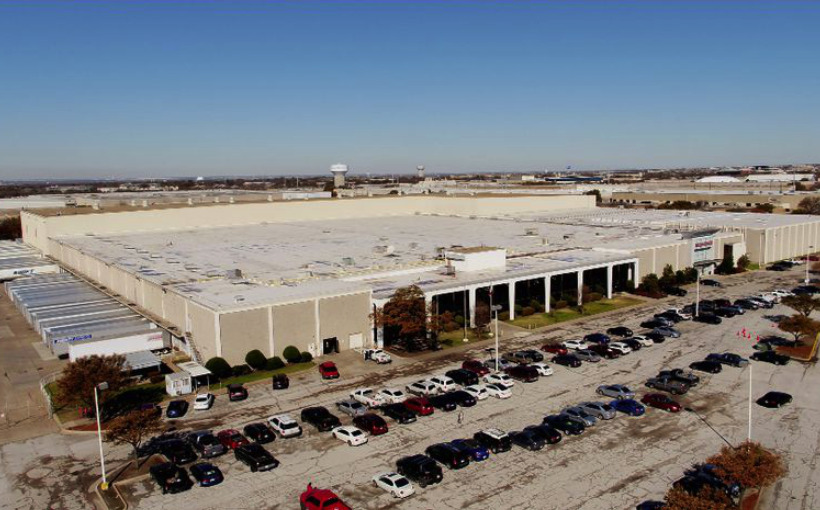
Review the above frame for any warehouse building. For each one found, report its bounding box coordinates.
[18,194,820,365]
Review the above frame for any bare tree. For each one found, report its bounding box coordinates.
[781,294,820,317]
[105,409,164,462]
[56,355,127,410]
[707,440,786,490]
[778,314,820,344]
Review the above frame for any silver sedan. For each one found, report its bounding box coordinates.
[578,401,617,420]
[596,384,635,400]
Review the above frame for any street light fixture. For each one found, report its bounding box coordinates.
[491,304,502,372]
[94,382,109,490]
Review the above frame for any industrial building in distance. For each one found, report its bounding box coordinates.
[17,193,820,365]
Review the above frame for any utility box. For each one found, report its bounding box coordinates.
[165,372,193,396]
[444,247,507,273]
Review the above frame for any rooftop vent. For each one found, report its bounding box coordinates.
[226,269,243,279]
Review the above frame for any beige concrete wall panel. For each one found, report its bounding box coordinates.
[188,302,218,361]
[218,308,270,365]
[318,292,371,351]
[272,301,316,357]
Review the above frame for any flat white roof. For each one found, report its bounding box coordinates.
[177,361,211,378]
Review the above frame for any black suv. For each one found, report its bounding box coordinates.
[425,443,471,470]
[187,431,226,458]
[300,407,341,431]
[271,374,289,390]
[693,313,722,325]
[381,403,417,424]
[160,439,198,465]
[473,429,512,453]
[658,369,700,387]
[396,454,444,488]
[243,423,276,444]
[150,462,193,494]
[445,368,479,387]
[606,326,633,337]
[449,390,477,408]
[509,430,546,451]
[234,443,279,472]
[428,393,458,412]
[543,414,585,435]
[523,424,562,444]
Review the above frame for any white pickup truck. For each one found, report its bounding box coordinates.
[350,387,387,408]
[364,349,392,364]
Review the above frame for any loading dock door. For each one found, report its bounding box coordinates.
[322,337,339,355]
[348,333,363,350]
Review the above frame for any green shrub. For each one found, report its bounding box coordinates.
[514,304,524,315]
[585,292,603,303]
[204,357,232,379]
[282,345,301,364]
[444,321,460,332]
[554,300,568,309]
[300,351,313,363]
[521,306,535,316]
[265,356,285,371]
[453,315,465,326]
[245,349,267,371]
[498,311,510,321]
[231,364,251,377]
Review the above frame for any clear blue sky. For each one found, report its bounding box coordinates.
[1,1,818,179]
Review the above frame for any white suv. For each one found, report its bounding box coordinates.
[377,388,407,404]
[267,414,303,438]
[563,339,588,350]
[405,379,439,397]
[428,375,457,393]
[193,393,214,410]
[609,342,632,355]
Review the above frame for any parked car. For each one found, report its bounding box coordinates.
[658,368,700,386]
[318,361,340,379]
[382,403,418,424]
[235,443,279,472]
[160,439,198,465]
[449,390,478,407]
[350,388,387,408]
[509,430,546,451]
[504,364,539,382]
[756,391,793,408]
[693,313,722,325]
[300,484,351,510]
[578,401,617,420]
[189,462,223,487]
[667,287,688,296]
[734,299,760,310]
[541,343,568,355]
[584,333,611,345]
[425,442,470,469]
[406,379,439,397]
[628,335,655,347]
[523,424,562,444]
[664,308,692,320]
[606,326,633,338]
[227,384,248,402]
[484,372,515,387]
[150,462,193,494]
[463,384,489,401]
[560,406,598,427]
[609,341,633,355]
[187,430,226,458]
[562,339,589,350]
[332,426,368,446]
[622,338,644,352]
[271,374,289,390]
[641,393,681,413]
[645,376,690,395]
[372,472,415,499]
[445,369,479,387]
[552,354,582,367]
[589,344,621,359]
[449,439,490,461]
[404,397,435,416]
[485,383,513,399]
[336,399,368,417]
[395,455,443,488]
[216,429,249,450]
[462,359,491,376]
[750,351,790,365]
[543,414,585,435]
[689,360,723,373]
[377,388,407,404]
[574,349,602,363]
[428,393,458,412]
[652,326,681,338]
[503,349,544,364]
[530,362,554,376]
[364,348,392,364]
[645,331,667,343]
[683,464,742,499]
[352,413,388,435]
[429,375,457,393]
[610,399,646,416]
[166,400,189,419]
[655,311,683,323]
[300,407,342,431]
[713,298,731,308]
[706,352,749,367]
[715,306,738,318]
[473,428,513,453]
[641,318,671,329]
[267,414,303,438]
[701,279,722,287]
[193,393,215,411]
[243,423,276,444]
[596,384,635,400]
[484,358,514,371]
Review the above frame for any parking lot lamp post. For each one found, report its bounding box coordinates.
[94,381,109,490]
[695,271,700,317]
[748,364,753,441]
[491,304,502,372]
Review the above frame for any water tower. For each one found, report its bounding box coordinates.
[330,163,349,188]
[417,165,425,179]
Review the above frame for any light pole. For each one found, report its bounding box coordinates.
[462,289,468,342]
[748,364,753,441]
[94,382,109,490]
[491,304,502,372]
[695,270,701,317]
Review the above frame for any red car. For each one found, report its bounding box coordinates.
[588,344,621,359]
[300,483,351,510]
[640,393,682,413]
[227,383,248,401]
[353,413,389,435]
[462,359,490,376]
[318,361,340,380]
[216,429,250,449]
[404,397,435,416]
[541,343,568,355]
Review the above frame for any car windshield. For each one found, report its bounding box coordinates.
[282,422,297,429]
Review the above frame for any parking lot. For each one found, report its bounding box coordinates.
[2,267,819,510]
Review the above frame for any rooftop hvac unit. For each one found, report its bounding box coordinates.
[373,245,395,256]
[342,257,356,266]
[226,269,242,279]
[524,227,539,236]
